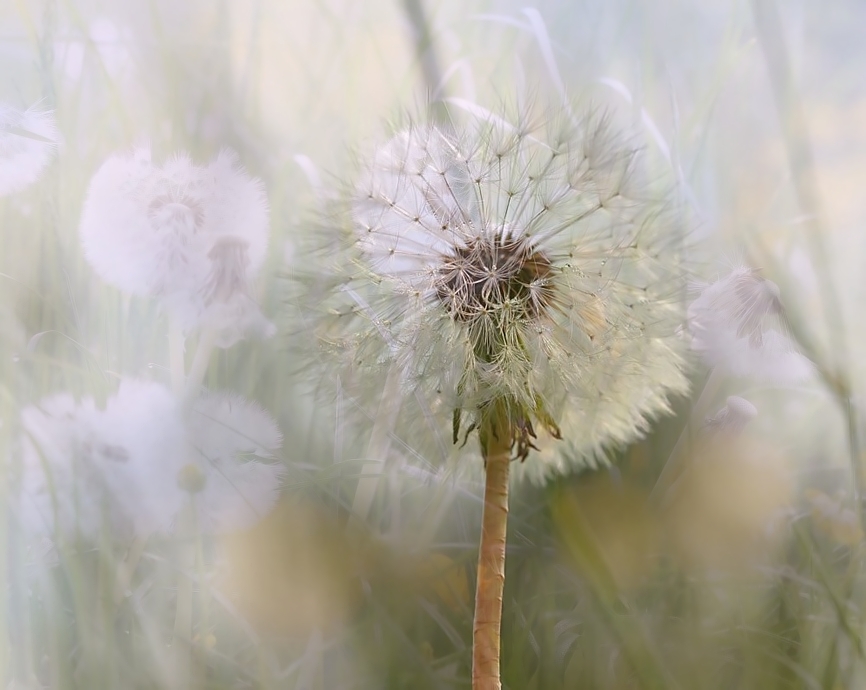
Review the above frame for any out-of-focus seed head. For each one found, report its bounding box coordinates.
[15,381,285,540]
[0,104,58,196]
[79,147,274,347]
[688,265,814,382]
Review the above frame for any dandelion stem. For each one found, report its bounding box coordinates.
[169,318,186,396]
[114,535,148,605]
[472,413,511,690]
[184,330,217,405]
[173,500,197,688]
[0,389,9,680]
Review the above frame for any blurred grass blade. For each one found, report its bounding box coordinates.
[552,490,676,690]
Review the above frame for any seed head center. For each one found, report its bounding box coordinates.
[436,232,554,322]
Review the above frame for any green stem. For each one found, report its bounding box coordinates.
[752,0,865,525]
[114,536,148,605]
[183,330,216,407]
[169,318,186,396]
[173,500,198,687]
[553,491,675,690]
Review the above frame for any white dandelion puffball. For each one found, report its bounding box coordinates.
[688,265,814,383]
[0,104,58,196]
[118,387,285,534]
[181,391,285,533]
[79,146,274,347]
[91,379,188,535]
[16,381,284,540]
[314,105,691,483]
[16,393,123,540]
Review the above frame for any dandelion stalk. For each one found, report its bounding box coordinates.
[169,317,186,396]
[172,499,198,689]
[114,535,148,605]
[472,406,512,690]
[184,329,217,405]
[0,389,11,681]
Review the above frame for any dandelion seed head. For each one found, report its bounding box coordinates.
[0,104,58,196]
[15,381,284,539]
[434,230,555,324]
[310,102,690,482]
[112,386,284,535]
[688,265,814,382]
[16,393,107,540]
[79,146,273,346]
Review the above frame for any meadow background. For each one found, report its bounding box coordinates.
[3,0,866,688]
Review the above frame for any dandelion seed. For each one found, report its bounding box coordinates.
[0,104,58,196]
[79,146,273,347]
[687,265,813,382]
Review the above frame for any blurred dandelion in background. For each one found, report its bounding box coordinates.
[15,380,284,541]
[16,392,114,543]
[0,104,58,196]
[79,146,274,348]
[687,264,814,383]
